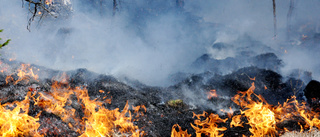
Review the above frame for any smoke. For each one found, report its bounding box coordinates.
[0,0,320,86]
[185,0,320,82]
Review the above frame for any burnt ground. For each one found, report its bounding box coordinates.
[0,52,318,137]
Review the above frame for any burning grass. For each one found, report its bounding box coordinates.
[172,82,320,137]
[0,63,145,137]
[1,62,320,137]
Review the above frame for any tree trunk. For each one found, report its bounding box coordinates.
[113,0,117,16]
[287,0,294,40]
[272,0,277,38]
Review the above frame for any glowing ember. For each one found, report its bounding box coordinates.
[45,0,52,5]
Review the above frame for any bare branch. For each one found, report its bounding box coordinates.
[24,0,58,31]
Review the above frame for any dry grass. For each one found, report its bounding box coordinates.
[281,129,320,137]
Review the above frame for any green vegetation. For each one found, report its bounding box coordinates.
[167,99,185,108]
[0,29,10,48]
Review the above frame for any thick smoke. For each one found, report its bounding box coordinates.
[0,0,320,86]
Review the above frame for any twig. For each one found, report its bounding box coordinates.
[24,0,57,31]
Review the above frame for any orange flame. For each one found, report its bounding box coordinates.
[171,124,191,137]
[206,89,218,99]
[191,111,228,137]
[34,80,145,136]
[230,115,243,128]
[172,82,320,136]
[232,82,277,136]
[45,0,52,5]
[0,91,41,136]
[0,69,145,136]
[5,64,39,85]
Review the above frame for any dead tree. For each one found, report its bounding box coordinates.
[23,0,57,31]
[287,0,294,40]
[272,0,277,38]
[113,0,118,16]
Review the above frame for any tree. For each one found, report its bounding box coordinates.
[23,0,73,31]
[272,0,277,38]
[23,0,56,30]
[287,0,294,40]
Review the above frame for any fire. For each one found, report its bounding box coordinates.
[5,64,39,85]
[191,112,227,137]
[232,83,277,136]
[45,0,52,5]
[15,64,39,84]
[230,115,243,127]
[171,124,191,137]
[3,61,320,136]
[206,89,218,99]
[0,66,145,136]
[172,82,320,136]
[34,80,144,136]
[0,91,41,136]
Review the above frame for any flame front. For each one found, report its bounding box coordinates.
[2,63,320,136]
[0,64,144,137]
[35,80,144,136]
[5,64,39,85]
[0,91,41,136]
[172,82,320,137]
